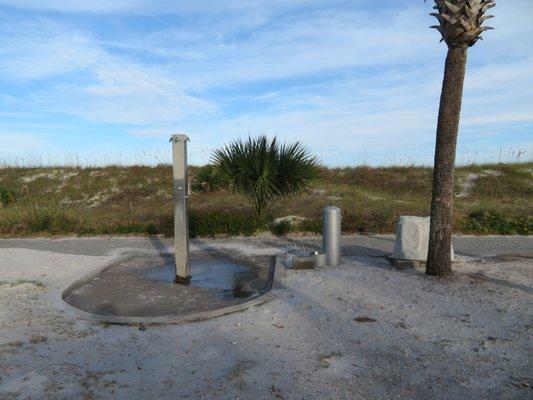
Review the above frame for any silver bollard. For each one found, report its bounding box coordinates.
[171,134,190,283]
[323,206,341,267]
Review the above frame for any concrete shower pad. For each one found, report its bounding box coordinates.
[62,250,275,324]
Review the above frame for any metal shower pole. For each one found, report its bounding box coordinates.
[323,206,341,267]
[171,134,190,283]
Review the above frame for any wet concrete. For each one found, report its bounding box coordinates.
[63,251,274,318]
[143,256,257,289]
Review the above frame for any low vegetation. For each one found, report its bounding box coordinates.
[0,162,530,237]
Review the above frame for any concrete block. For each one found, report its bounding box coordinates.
[292,256,317,270]
[390,216,455,261]
[291,253,327,270]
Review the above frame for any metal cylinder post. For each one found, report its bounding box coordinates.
[171,134,190,282]
[323,206,341,267]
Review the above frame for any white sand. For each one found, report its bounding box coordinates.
[0,244,531,399]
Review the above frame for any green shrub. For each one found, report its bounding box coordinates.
[0,185,14,206]
[192,164,230,192]
[463,210,530,235]
[25,208,79,233]
[84,221,163,236]
[144,223,160,235]
[296,218,322,234]
[324,166,433,195]
[270,220,292,236]
[342,209,396,233]
[188,211,261,237]
[27,212,53,232]
[158,215,174,236]
[158,211,262,237]
[115,224,148,234]
[212,136,321,220]
[470,171,533,200]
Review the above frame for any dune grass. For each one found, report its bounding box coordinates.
[0,162,531,237]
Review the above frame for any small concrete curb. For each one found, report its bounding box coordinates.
[272,253,287,288]
[386,256,468,269]
[60,291,276,326]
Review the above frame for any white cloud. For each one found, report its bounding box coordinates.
[131,6,440,91]
[47,61,215,124]
[0,17,214,125]
[0,131,49,153]
[0,0,531,165]
[0,19,102,80]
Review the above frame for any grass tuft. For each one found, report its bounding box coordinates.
[0,279,46,288]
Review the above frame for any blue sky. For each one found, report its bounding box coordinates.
[0,0,532,166]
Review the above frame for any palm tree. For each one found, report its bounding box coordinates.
[212,136,321,221]
[426,0,495,276]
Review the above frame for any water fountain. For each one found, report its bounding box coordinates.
[61,135,275,324]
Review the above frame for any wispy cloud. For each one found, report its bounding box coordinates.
[0,16,214,125]
[0,0,531,165]
[0,0,332,15]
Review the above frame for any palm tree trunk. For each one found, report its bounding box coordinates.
[426,46,468,276]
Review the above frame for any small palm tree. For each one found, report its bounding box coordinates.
[426,0,495,276]
[212,136,321,221]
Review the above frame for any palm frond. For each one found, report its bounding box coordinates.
[211,136,321,220]
[429,0,495,48]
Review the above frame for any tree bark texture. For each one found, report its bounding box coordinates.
[426,46,468,276]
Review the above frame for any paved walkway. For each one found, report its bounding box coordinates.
[0,234,531,259]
